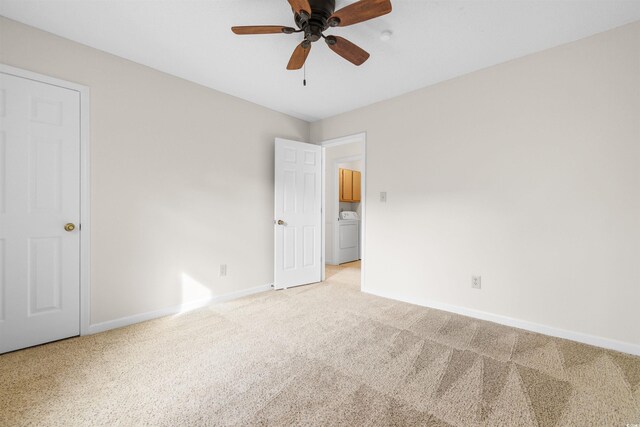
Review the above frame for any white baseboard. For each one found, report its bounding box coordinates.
[86,284,272,335]
[363,287,640,357]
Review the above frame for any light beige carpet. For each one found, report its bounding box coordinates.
[1,261,639,426]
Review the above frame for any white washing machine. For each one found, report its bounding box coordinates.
[337,211,360,264]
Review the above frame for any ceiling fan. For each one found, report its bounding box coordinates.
[231,0,392,70]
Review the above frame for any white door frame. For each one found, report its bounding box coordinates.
[320,132,366,288]
[1,64,91,336]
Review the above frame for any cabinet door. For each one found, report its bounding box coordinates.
[352,171,361,202]
[342,169,353,201]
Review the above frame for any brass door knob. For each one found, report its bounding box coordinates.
[64,223,76,232]
[277,220,285,225]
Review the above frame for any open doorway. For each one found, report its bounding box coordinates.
[321,133,366,290]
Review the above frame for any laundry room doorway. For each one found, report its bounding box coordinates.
[321,133,366,290]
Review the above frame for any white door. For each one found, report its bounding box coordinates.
[274,138,322,289]
[0,71,81,354]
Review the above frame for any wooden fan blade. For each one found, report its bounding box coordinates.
[287,42,312,70]
[329,0,392,27]
[326,36,370,66]
[231,26,294,35]
[288,0,311,16]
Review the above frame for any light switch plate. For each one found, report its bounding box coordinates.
[380,192,387,203]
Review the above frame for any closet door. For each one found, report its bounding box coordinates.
[0,71,81,354]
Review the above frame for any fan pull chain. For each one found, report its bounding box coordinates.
[303,63,307,87]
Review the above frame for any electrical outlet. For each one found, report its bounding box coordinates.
[220,264,227,277]
[472,276,481,289]
[380,191,387,203]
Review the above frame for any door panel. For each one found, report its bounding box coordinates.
[0,72,81,354]
[29,136,63,213]
[0,132,6,214]
[28,237,62,315]
[274,138,322,289]
[343,169,353,201]
[0,239,5,322]
[353,171,361,202]
[303,226,315,267]
[283,227,296,270]
[303,172,316,213]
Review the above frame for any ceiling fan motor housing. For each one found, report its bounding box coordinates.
[295,0,336,42]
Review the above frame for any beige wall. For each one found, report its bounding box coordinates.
[0,17,309,325]
[312,22,640,348]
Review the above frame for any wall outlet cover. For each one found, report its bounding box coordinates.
[472,276,481,289]
[220,264,227,277]
[380,191,387,203]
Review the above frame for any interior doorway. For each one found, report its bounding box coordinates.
[321,133,366,290]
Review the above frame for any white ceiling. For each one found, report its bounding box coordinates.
[1,1,640,122]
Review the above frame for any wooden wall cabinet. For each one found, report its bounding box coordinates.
[352,171,361,202]
[339,168,361,202]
